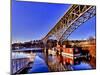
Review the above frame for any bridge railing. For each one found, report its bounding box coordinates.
[12,58,29,74]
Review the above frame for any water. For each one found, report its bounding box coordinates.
[72,62,92,70]
[45,53,92,71]
[12,52,29,59]
[13,48,43,51]
[28,53,49,73]
[12,48,93,74]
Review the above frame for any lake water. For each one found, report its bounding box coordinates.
[12,48,92,73]
[28,53,49,73]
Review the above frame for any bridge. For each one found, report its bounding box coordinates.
[42,5,96,43]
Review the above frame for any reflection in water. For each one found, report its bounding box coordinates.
[47,52,92,71]
[28,53,49,73]
[12,48,94,74]
[28,51,93,73]
[47,54,66,71]
[72,62,92,70]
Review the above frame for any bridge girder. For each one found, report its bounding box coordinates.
[42,5,96,43]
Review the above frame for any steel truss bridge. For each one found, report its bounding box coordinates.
[42,4,96,43]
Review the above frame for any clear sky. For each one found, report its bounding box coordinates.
[12,0,96,43]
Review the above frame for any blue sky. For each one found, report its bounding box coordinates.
[12,0,96,42]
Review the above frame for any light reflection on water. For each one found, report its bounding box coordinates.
[47,53,92,71]
[28,53,49,73]
[12,52,29,59]
[12,48,92,73]
[28,53,92,73]
[72,62,92,70]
